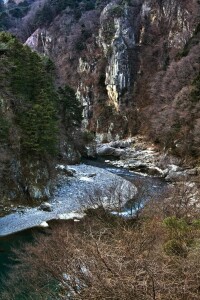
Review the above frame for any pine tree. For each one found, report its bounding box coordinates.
[20,89,58,155]
[58,85,83,129]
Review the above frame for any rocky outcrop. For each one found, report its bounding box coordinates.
[24,0,142,138]
[100,137,200,184]
[103,138,164,176]
[97,144,125,157]
[23,0,197,143]
[99,0,140,110]
[0,158,52,211]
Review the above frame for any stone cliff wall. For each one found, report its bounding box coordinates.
[25,0,198,143]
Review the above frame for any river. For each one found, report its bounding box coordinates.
[0,159,168,292]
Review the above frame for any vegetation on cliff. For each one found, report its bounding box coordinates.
[0,0,33,31]
[8,0,198,163]
[0,31,58,156]
[147,20,200,162]
[0,31,83,202]
[0,31,83,157]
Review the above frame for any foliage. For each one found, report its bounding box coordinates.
[110,5,123,18]
[0,0,31,30]
[2,190,200,299]
[0,32,58,156]
[58,85,83,128]
[0,31,86,159]
[33,0,96,27]
[163,216,200,257]
[191,73,200,103]
[0,114,10,144]
[20,90,58,155]
[149,42,200,160]
[82,130,94,144]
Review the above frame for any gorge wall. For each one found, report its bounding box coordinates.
[0,0,199,206]
[22,0,200,155]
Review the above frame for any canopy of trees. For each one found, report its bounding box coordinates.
[0,32,82,157]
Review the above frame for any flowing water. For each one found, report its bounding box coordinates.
[0,159,168,292]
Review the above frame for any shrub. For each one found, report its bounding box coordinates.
[163,239,188,257]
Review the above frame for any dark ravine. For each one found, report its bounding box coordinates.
[21,0,200,159]
[0,0,199,214]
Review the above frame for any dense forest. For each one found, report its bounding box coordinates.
[0,29,83,203]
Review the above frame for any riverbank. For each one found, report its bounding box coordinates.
[0,164,136,237]
[97,136,200,182]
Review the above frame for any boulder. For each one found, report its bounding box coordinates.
[185,168,198,176]
[39,202,53,212]
[165,171,187,182]
[56,165,75,176]
[108,139,133,149]
[164,164,187,182]
[167,164,183,172]
[127,161,149,172]
[97,145,125,157]
[38,221,49,228]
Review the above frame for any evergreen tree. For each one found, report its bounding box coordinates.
[20,90,58,155]
[0,32,58,157]
[58,85,83,128]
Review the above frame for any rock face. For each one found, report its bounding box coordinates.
[24,0,197,144]
[0,158,52,205]
[1,0,199,208]
[24,0,142,139]
[99,0,140,110]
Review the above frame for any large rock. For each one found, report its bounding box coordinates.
[165,171,187,182]
[164,164,187,182]
[109,139,134,149]
[97,145,125,157]
[39,202,53,212]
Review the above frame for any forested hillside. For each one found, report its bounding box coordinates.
[0,31,83,205]
[5,0,198,163]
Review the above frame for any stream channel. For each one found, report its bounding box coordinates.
[0,158,168,290]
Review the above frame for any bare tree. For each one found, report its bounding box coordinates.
[2,180,200,300]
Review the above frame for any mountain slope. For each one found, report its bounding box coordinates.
[21,0,200,162]
[0,31,82,209]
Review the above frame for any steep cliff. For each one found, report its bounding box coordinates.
[0,0,199,209]
[24,0,142,141]
[0,32,82,212]
[22,0,199,160]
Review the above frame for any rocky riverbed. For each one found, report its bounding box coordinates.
[97,136,200,182]
[0,136,199,237]
[95,136,200,212]
[0,164,136,237]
